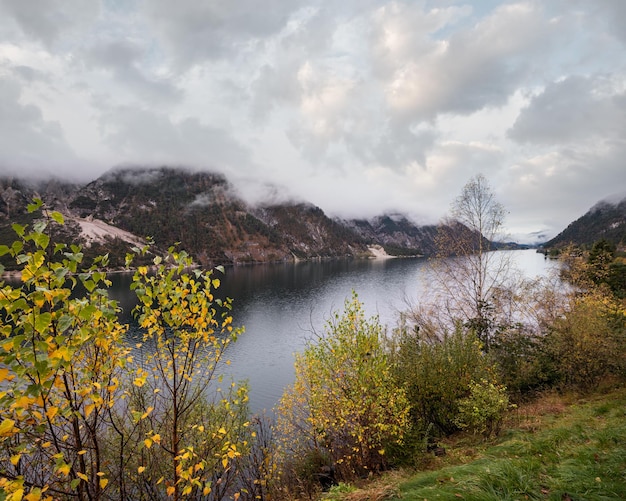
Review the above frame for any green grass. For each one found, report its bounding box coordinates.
[391,387,626,501]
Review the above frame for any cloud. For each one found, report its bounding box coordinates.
[97,105,253,174]
[508,75,626,145]
[373,1,556,120]
[104,168,166,186]
[500,138,626,239]
[502,71,626,237]
[249,1,562,174]
[0,0,99,47]
[591,0,626,47]
[84,40,183,105]
[141,0,308,69]
[250,7,441,169]
[11,64,46,82]
[0,78,80,179]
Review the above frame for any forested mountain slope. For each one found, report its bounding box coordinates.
[545,194,626,248]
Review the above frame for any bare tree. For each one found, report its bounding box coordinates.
[428,174,512,350]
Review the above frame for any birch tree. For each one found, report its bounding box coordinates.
[431,174,511,350]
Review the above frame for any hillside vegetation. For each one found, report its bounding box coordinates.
[545,195,626,249]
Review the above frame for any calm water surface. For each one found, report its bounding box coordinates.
[108,249,557,413]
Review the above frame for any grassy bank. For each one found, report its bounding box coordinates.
[325,385,626,501]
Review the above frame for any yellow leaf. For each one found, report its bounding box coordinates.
[10,454,21,466]
[166,486,175,496]
[78,450,87,456]
[13,395,33,410]
[84,403,95,418]
[45,407,59,420]
[203,486,212,495]
[0,367,14,382]
[77,472,88,482]
[222,458,228,469]
[58,464,71,476]
[152,434,161,444]
[0,418,17,437]
[138,466,146,474]
[144,438,153,449]
[25,490,42,501]
[218,427,226,435]
[99,478,108,489]
[50,346,72,362]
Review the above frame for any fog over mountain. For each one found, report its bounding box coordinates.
[0,167,455,267]
[1,1,626,243]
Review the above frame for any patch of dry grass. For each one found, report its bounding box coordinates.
[344,472,405,501]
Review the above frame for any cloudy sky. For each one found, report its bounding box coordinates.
[1,0,625,242]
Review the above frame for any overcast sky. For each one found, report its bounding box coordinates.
[1,0,625,242]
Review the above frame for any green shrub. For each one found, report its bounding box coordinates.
[454,379,511,437]
[322,482,357,499]
[276,293,410,485]
[491,325,557,398]
[389,324,496,435]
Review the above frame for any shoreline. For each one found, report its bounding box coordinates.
[1,246,428,281]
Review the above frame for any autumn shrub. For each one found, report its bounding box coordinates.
[454,379,511,437]
[0,201,130,500]
[276,292,409,494]
[389,324,497,436]
[104,246,252,500]
[494,283,626,397]
[0,201,256,501]
[543,291,626,390]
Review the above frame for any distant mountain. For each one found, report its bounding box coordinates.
[0,167,447,268]
[544,193,626,248]
[340,214,439,256]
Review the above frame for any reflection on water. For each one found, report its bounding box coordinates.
[212,250,558,412]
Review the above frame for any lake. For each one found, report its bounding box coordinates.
[107,249,558,413]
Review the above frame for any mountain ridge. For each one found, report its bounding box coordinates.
[544,194,626,249]
[0,167,444,268]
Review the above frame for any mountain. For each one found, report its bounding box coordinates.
[544,193,626,249]
[0,167,444,268]
[340,214,439,256]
